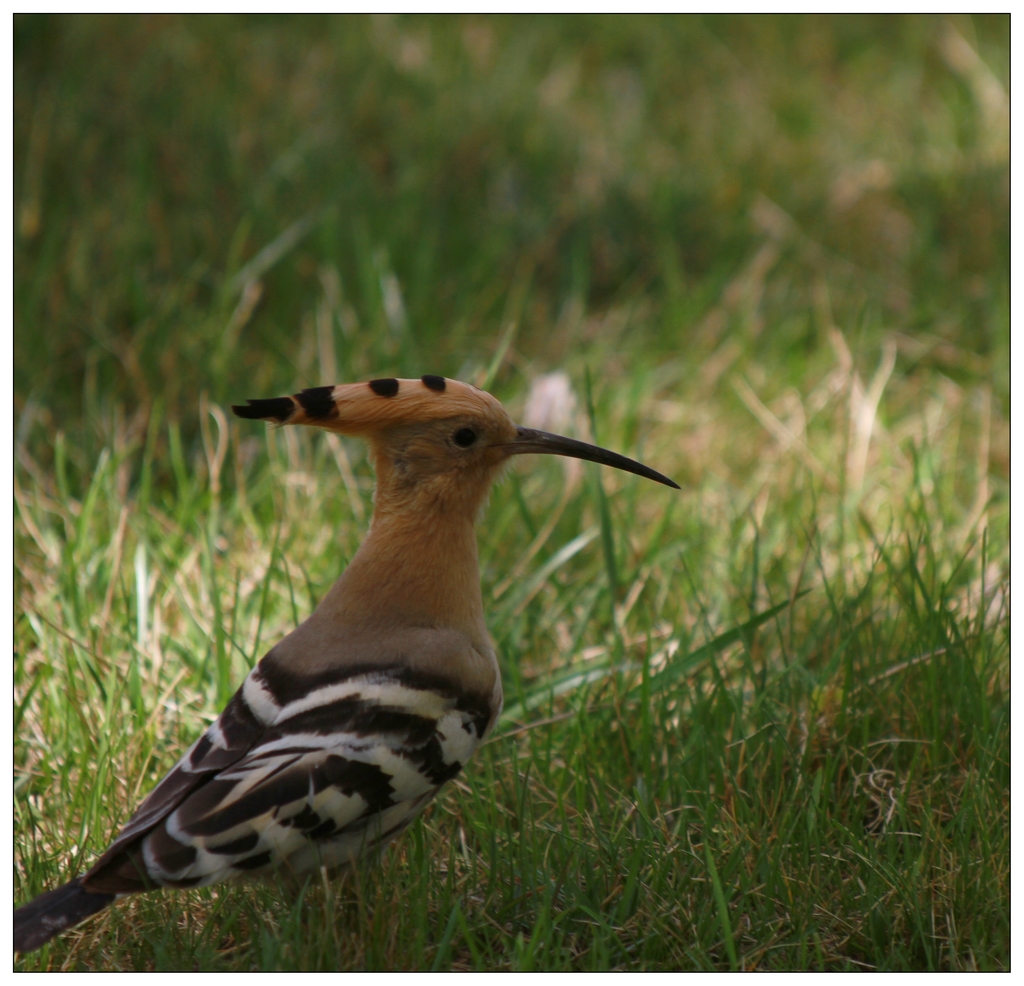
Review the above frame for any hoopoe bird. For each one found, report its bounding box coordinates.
[15,375,677,954]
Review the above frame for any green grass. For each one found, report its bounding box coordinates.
[15,13,1008,971]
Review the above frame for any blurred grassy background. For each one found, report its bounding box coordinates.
[15,14,1007,460]
[15,14,1008,971]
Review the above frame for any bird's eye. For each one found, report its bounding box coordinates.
[453,427,477,448]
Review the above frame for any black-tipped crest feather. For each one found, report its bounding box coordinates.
[296,386,337,420]
[232,397,296,422]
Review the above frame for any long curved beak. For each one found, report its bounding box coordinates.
[507,426,680,489]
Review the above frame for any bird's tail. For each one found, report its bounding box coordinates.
[14,877,115,954]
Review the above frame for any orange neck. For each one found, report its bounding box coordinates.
[318,506,488,643]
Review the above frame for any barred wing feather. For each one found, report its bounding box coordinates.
[82,665,491,894]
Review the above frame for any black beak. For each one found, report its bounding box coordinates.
[507,426,680,489]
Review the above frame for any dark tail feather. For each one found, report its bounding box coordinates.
[14,877,115,953]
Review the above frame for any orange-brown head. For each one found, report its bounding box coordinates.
[233,375,677,518]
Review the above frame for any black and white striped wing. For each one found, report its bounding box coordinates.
[83,687,264,892]
[85,667,490,892]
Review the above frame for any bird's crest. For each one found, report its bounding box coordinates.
[232,376,508,434]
